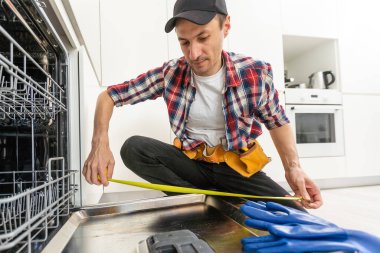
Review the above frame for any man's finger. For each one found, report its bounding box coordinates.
[308,191,323,209]
[82,162,87,177]
[298,181,311,202]
[107,160,115,181]
[86,162,93,184]
[98,166,108,186]
[91,163,101,185]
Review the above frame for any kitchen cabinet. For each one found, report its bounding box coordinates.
[280,0,341,91]
[337,0,380,94]
[343,94,380,177]
[280,0,338,39]
[61,0,102,84]
[99,0,171,193]
[79,47,104,205]
[50,0,172,202]
[100,0,168,85]
[166,0,183,60]
[79,45,171,199]
[227,0,284,90]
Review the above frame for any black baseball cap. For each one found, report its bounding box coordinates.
[165,0,228,33]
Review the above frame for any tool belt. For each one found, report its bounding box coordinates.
[173,138,271,178]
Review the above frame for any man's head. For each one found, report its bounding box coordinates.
[165,0,230,76]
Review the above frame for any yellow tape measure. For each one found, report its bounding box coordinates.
[105,177,302,201]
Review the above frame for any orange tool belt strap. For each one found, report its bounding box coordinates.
[173,138,271,178]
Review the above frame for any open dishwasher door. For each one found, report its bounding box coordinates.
[42,194,263,253]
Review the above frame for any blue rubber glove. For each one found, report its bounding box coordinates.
[242,229,380,253]
[245,219,347,239]
[242,201,335,227]
[241,201,346,239]
[241,201,380,252]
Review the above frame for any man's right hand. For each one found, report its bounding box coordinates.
[82,136,115,186]
[83,90,116,186]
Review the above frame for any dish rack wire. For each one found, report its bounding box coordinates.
[0,157,77,253]
[0,25,67,126]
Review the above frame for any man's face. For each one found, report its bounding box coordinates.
[175,15,230,76]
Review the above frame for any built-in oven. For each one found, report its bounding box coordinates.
[285,89,345,158]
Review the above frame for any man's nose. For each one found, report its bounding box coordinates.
[189,42,201,61]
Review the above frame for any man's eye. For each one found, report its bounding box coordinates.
[181,41,189,46]
[199,36,208,41]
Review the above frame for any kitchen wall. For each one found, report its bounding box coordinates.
[67,0,380,204]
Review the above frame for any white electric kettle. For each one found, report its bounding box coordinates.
[308,71,335,89]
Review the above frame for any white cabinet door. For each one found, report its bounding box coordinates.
[79,47,104,205]
[100,0,168,86]
[227,0,284,90]
[166,0,183,60]
[343,94,380,177]
[280,0,338,39]
[338,0,380,94]
[62,0,102,84]
[99,0,171,193]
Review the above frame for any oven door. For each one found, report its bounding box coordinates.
[285,104,345,158]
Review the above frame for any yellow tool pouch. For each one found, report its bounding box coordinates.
[223,140,271,178]
[173,138,271,178]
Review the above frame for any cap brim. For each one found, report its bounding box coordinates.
[165,10,216,33]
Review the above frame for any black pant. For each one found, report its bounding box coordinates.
[120,135,305,211]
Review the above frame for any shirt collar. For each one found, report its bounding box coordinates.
[222,50,242,88]
[184,51,242,88]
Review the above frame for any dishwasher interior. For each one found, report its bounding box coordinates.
[0,0,77,252]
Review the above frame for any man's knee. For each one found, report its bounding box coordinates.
[120,135,145,166]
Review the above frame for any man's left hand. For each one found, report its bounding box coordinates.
[285,167,323,209]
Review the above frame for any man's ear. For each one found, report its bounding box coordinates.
[223,15,231,37]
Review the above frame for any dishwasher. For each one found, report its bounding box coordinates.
[0,1,261,252]
[0,0,78,252]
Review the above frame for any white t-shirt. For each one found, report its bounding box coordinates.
[186,65,226,147]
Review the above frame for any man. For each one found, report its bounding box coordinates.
[82,0,322,210]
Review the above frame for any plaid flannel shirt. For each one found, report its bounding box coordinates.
[107,51,289,151]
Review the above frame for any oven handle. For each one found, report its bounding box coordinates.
[286,104,343,113]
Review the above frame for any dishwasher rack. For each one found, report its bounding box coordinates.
[0,25,66,126]
[0,157,77,253]
[1,1,75,251]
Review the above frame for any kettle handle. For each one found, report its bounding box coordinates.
[308,73,315,86]
[323,71,335,88]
